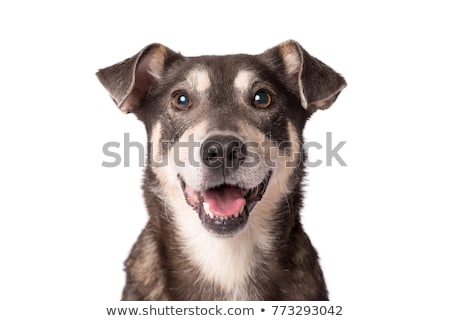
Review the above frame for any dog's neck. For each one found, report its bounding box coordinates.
[175,204,274,299]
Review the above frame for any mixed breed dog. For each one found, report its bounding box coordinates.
[97,40,346,300]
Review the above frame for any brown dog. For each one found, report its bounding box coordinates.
[97,40,346,300]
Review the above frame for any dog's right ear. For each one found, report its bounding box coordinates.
[96,44,182,113]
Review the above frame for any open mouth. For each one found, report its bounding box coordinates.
[178,173,272,238]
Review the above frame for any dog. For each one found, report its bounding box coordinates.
[97,40,346,300]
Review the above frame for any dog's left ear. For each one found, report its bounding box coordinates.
[262,40,346,115]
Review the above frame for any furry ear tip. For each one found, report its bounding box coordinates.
[337,76,348,97]
[95,68,112,92]
[144,43,167,56]
[337,77,348,92]
[280,39,297,46]
[95,69,104,83]
[118,104,132,114]
[278,39,300,52]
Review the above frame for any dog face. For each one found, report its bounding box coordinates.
[97,40,346,238]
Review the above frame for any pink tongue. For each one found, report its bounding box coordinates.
[202,186,246,217]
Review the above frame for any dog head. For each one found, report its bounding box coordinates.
[97,40,346,238]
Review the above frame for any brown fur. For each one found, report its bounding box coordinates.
[97,40,346,300]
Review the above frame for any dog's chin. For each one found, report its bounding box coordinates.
[178,172,272,238]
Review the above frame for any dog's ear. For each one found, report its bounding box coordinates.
[263,40,346,115]
[96,44,182,113]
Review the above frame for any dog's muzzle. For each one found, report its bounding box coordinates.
[178,135,271,237]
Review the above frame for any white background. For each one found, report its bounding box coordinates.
[1,1,449,320]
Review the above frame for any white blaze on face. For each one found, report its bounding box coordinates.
[233,70,256,93]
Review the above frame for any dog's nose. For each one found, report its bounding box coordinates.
[201,135,247,169]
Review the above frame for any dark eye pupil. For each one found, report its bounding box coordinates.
[255,92,268,104]
[178,94,188,106]
[254,90,271,108]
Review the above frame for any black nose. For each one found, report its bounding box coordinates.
[201,135,247,169]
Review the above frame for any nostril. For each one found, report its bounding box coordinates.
[201,140,224,167]
[207,144,220,160]
[228,141,246,162]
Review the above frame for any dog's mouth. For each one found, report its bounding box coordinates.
[178,173,272,238]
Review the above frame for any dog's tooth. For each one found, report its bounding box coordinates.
[203,202,214,218]
[239,203,246,215]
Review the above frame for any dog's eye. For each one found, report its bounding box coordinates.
[172,92,192,110]
[253,90,271,109]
